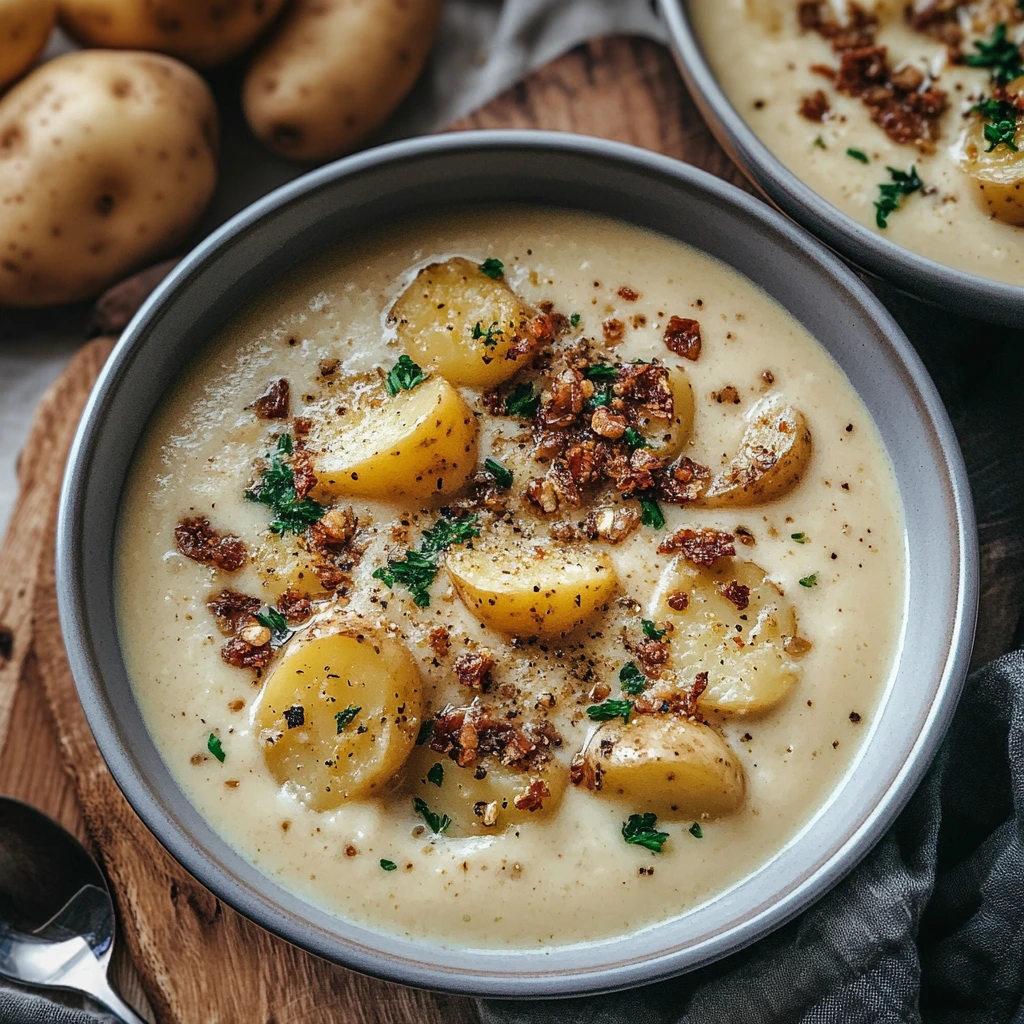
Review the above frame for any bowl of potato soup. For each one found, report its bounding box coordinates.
[659,0,1024,323]
[57,131,976,996]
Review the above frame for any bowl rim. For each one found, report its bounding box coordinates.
[56,129,978,998]
[656,0,1024,325]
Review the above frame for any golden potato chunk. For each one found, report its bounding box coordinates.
[308,374,478,503]
[446,536,618,637]
[958,100,1024,226]
[638,366,696,458]
[405,745,567,836]
[650,556,803,714]
[576,715,745,819]
[390,257,546,388]
[701,394,811,506]
[0,0,55,89]
[254,616,422,811]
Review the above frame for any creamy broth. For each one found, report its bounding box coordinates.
[116,206,904,947]
[692,2,1024,285]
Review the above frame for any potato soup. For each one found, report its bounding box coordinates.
[692,1,1024,285]
[115,206,905,947]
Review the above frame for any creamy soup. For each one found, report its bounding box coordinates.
[116,206,905,948]
[693,1,1024,285]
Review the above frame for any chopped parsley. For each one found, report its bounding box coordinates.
[334,704,361,733]
[373,512,479,606]
[791,532,807,544]
[207,733,225,763]
[585,363,619,383]
[619,661,647,695]
[426,762,444,787]
[846,147,869,164]
[623,428,650,450]
[256,606,291,644]
[589,387,611,408]
[384,354,428,396]
[380,859,398,871]
[965,22,1024,85]
[586,698,633,722]
[569,312,582,327]
[975,97,1020,152]
[245,434,326,535]
[484,457,513,489]
[416,718,434,745]
[471,320,504,347]
[639,496,665,529]
[622,813,669,853]
[874,165,923,229]
[813,135,827,149]
[504,382,541,419]
[479,257,504,279]
[688,822,704,839]
[641,619,666,640]
[799,572,819,588]
[413,796,451,834]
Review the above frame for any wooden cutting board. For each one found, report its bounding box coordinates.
[0,37,740,1024]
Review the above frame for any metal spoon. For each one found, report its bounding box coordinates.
[0,796,146,1023]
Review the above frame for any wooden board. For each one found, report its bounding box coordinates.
[0,37,731,1024]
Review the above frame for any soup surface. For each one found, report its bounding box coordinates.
[116,206,905,947]
[693,1,1024,285]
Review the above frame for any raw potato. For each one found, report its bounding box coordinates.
[576,714,746,819]
[958,98,1024,227]
[390,257,546,389]
[243,0,444,161]
[254,614,422,811]
[0,50,217,307]
[308,374,478,503]
[650,556,804,714]
[405,746,567,836]
[446,536,618,637]
[0,0,56,89]
[57,0,288,67]
[701,394,811,506]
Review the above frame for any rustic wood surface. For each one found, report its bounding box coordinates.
[0,32,1021,1024]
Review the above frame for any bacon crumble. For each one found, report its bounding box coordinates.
[658,527,736,567]
[253,378,290,419]
[278,587,312,625]
[663,316,702,360]
[428,626,451,659]
[800,88,832,121]
[207,589,260,635]
[454,649,496,691]
[430,704,559,771]
[513,779,551,812]
[721,580,751,611]
[175,516,247,572]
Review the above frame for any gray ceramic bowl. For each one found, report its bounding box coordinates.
[658,0,1024,325]
[57,131,977,997]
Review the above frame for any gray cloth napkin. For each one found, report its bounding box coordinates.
[0,983,118,1023]
[481,649,1024,1024]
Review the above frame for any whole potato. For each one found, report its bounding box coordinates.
[58,0,288,68]
[243,0,443,161]
[0,0,56,89]
[0,50,217,307]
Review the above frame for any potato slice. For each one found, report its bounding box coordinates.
[701,394,811,506]
[405,745,567,836]
[576,714,745,819]
[650,557,802,714]
[254,615,422,811]
[446,537,617,637]
[390,257,545,388]
[308,374,478,503]
[638,366,696,458]
[958,100,1024,227]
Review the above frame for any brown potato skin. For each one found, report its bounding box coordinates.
[243,0,444,162]
[0,0,56,89]
[57,0,288,67]
[0,50,217,307]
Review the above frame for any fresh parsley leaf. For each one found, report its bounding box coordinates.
[589,387,611,408]
[484,457,513,489]
[479,257,504,279]
[622,813,669,853]
[385,354,428,396]
[256,606,291,643]
[623,428,650,450]
[207,733,225,763]
[420,512,480,554]
[413,796,451,834]
[471,320,504,347]
[586,699,633,722]
[799,573,819,588]
[569,312,582,327]
[641,619,666,640]
[619,661,647,695]
[791,532,807,544]
[813,135,827,149]
[975,96,1020,152]
[504,382,541,419]
[688,822,704,839]
[586,363,619,383]
[846,147,869,164]
[334,704,361,733]
[874,165,923,229]
[277,433,293,455]
[966,22,1024,85]
[427,762,444,787]
[380,859,398,871]
[246,436,326,536]
[416,718,434,745]
[639,496,665,529]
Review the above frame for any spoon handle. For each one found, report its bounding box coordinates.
[83,976,148,1024]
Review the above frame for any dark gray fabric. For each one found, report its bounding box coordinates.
[0,982,117,1023]
[480,650,1024,1024]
